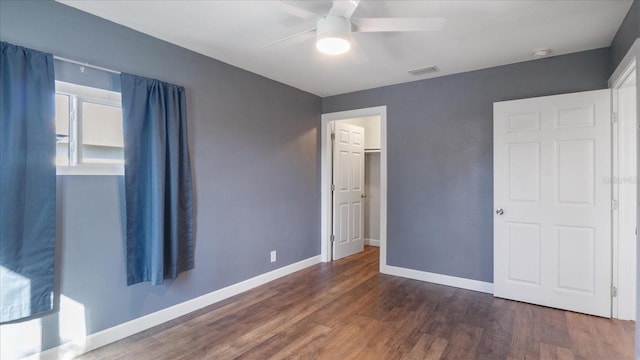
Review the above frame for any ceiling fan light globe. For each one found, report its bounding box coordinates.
[316,15,352,55]
[316,37,351,55]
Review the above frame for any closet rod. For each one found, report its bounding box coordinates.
[53,55,121,75]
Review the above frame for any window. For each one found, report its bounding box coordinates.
[55,81,124,175]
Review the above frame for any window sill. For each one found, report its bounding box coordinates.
[56,164,124,176]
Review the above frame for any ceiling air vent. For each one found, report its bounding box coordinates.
[408,65,439,76]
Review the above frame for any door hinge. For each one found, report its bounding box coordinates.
[612,286,618,297]
[331,183,335,191]
[611,112,618,124]
[331,133,335,140]
[611,199,618,211]
[330,234,335,242]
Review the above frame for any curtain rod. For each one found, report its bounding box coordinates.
[53,55,121,75]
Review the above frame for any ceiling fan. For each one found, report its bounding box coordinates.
[266,0,446,56]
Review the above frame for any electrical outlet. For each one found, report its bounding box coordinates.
[270,250,277,263]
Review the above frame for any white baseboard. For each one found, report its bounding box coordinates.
[382,265,494,294]
[30,255,322,360]
[364,239,380,247]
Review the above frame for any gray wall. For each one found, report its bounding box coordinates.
[323,49,611,282]
[610,0,639,74]
[0,0,320,353]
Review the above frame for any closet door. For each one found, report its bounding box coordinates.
[333,122,365,260]
[494,89,612,317]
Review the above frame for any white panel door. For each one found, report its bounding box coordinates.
[494,89,612,317]
[333,122,365,260]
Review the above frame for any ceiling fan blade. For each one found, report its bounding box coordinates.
[329,0,360,19]
[275,1,320,20]
[263,28,316,48]
[352,17,446,32]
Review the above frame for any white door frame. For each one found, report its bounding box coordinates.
[321,106,387,272]
[609,38,639,321]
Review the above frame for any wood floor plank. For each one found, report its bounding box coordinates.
[566,311,634,360]
[179,288,281,330]
[78,246,635,360]
[314,314,382,359]
[440,323,484,360]
[532,305,573,348]
[305,276,385,328]
[383,301,436,357]
[475,299,516,360]
[508,302,541,359]
[539,342,575,360]
[400,333,448,360]
[460,290,494,329]
[419,288,468,339]
[82,336,164,360]
[234,321,333,360]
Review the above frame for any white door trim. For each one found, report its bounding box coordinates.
[609,39,639,90]
[321,106,387,272]
[609,38,639,321]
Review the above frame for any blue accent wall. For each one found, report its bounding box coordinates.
[0,0,320,352]
[322,49,610,283]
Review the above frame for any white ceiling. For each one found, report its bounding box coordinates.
[58,0,632,97]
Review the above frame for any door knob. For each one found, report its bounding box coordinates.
[496,208,504,215]
[361,194,367,198]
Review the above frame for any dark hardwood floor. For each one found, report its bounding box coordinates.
[79,246,635,359]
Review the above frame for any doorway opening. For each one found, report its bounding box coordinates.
[320,106,387,272]
[331,116,380,260]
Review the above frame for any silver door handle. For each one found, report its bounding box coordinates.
[496,208,504,215]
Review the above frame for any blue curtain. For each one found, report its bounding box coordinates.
[0,42,56,322]
[121,73,194,286]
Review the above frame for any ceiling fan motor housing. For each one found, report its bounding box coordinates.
[316,15,352,55]
[317,15,352,38]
